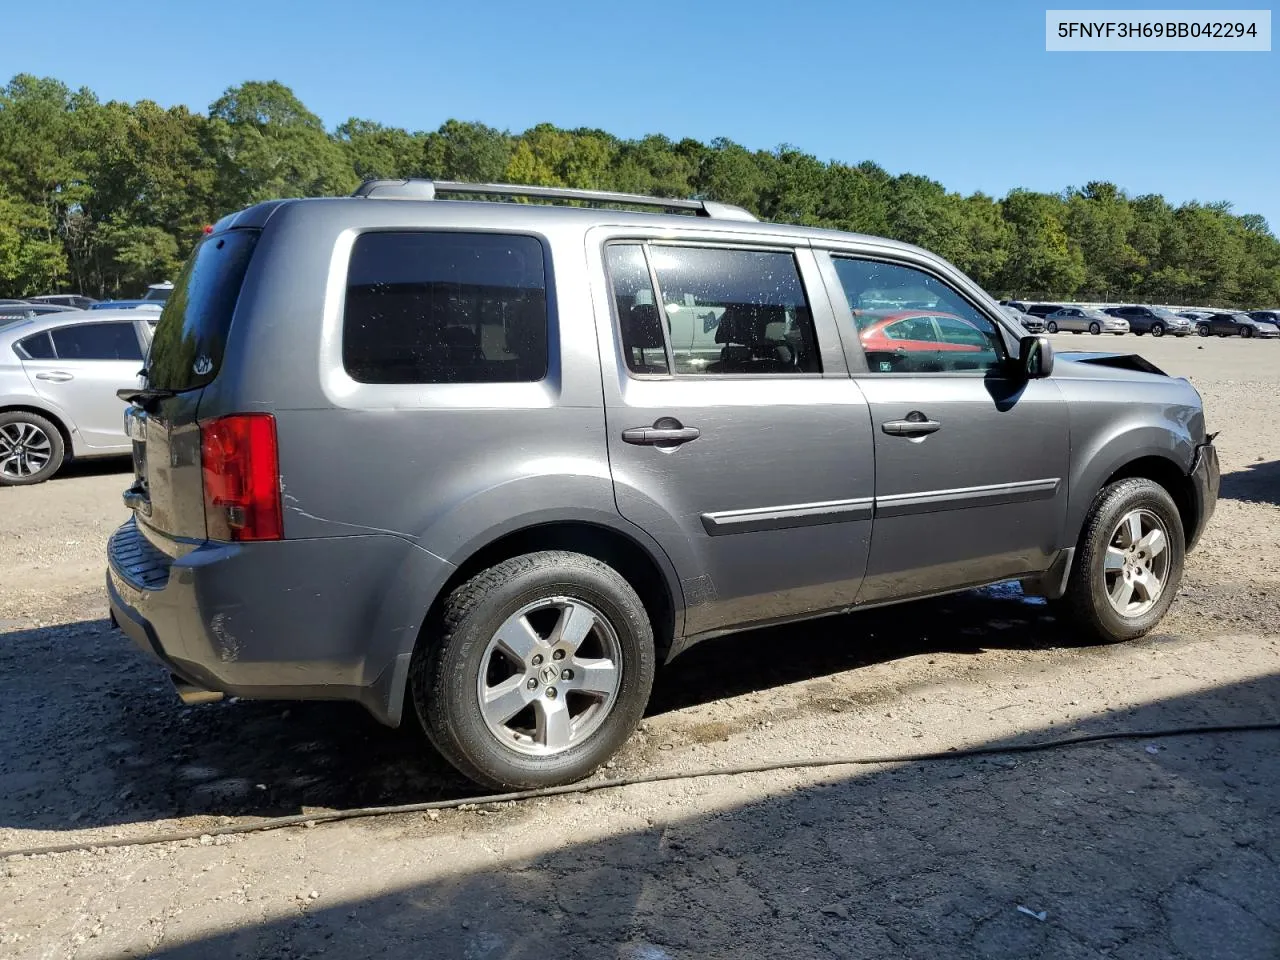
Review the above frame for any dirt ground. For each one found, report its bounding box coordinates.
[1,334,1278,959]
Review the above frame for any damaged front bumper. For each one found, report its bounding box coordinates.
[1186,436,1220,551]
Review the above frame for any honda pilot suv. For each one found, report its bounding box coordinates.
[108,180,1220,789]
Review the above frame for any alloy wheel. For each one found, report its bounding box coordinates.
[1103,509,1171,618]
[0,421,53,480]
[477,596,622,756]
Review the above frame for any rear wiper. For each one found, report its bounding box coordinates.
[117,386,176,409]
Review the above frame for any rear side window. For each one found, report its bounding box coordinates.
[343,232,548,384]
[146,230,260,392]
[50,323,143,361]
[16,332,55,359]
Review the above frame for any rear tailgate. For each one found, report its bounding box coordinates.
[122,228,260,544]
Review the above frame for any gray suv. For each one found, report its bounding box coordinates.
[107,180,1220,789]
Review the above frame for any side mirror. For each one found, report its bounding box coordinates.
[1018,334,1054,379]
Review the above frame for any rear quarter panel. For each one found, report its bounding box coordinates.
[197,200,681,668]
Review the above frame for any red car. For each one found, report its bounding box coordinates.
[855,310,999,372]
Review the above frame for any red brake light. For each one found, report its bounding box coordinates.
[200,414,282,541]
[203,224,214,234]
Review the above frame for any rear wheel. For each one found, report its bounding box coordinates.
[0,411,65,486]
[1150,323,1164,337]
[1089,322,1101,335]
[1045,320,1058,333]
[411,550,655,789]
[1196,324,1210,337]
[1062,478,1184,644]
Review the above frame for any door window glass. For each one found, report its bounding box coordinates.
[646,245,820,375]
[831,258,1007,374]
[50,323,143,361]
[605,244,669,375]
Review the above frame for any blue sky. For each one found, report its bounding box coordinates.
[6,0,1278,229]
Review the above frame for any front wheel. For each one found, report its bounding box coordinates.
[1062,478,1185,644]
[0,411,65,486]
[1089,322,1101,335]
[1150,323,1164,337]
[411,550,655,789]
[1240,326,1253,339]
[1045,320,1058,333]
[1196,324,1210,337]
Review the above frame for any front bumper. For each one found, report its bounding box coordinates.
[106,517,451,726]
[1186,438,1220,551]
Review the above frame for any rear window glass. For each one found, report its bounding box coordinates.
[51,323,142,361]
[343,231,548,384]
[145,230,259,392]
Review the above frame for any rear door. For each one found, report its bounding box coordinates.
[21,321,145,449]
[590,232,876,638]
[822,252,1070,603]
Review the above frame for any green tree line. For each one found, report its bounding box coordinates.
[2,74,1278,306]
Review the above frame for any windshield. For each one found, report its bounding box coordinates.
[1151,307,1180,319]
[143,287,171,302]
[145,231,258,392]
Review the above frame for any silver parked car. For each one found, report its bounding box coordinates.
[998,303,1046,333]
[107,179,1218,789]
[1044,307,1130,335]
[0,310,154,484]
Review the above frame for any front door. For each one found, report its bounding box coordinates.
[22,321,146,450]
[824,254,1070,603]
[591,235,876,638]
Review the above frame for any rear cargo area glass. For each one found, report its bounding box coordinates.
[145,230,259,391]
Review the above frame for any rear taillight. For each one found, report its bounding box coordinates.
[200,414,282,542]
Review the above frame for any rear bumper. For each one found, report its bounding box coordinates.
[1186,439,1220,552]
[106,517,453,726]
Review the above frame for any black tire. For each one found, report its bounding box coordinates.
[411,550,655,789]
[1150,323,1164,337]
[1240,326,1253,339]
[0,410,65,486]
[1089,322,1101,335]
[1062,478,1185,644]
[1196,324,1210,337]
[1045,320,1058,334]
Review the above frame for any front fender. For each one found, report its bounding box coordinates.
[1066,420,1197,545]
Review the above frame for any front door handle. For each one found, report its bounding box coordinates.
[882,415,941,437]
[35,371,74,382]
[622,419,701,446]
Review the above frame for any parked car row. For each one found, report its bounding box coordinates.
[0,282,172,317]
[1000,300,1280,339]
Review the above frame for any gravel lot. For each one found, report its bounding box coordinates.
[2,334,1278,958]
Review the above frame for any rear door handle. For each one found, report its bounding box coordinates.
[35,371,74,382]
[882,417,941,437]
[622,423,701,446]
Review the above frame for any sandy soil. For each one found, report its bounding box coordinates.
[1,333,1277,958]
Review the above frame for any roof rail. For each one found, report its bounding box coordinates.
[351,179,758,222]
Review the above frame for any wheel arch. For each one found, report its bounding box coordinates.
[434,520,680,658]
[0,403,74,458]
[1099,455,1199,548]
